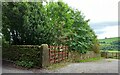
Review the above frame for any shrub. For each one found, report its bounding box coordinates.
[2,45,42,68]
[16,61,34,68]
[92,43,100,53]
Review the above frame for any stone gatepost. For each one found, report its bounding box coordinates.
[41,44,49,68]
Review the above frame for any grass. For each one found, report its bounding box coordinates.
[46,57,103,70]
[99,37,120,53]
[99,37,119,43]
[99,37,119,46]
[46,61,70,70]
[101,50,120,53]
[107,60,112,62]
[107,50,120,53]
[75,57,103,63]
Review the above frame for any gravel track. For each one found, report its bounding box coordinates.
[51,59,119,73]
[2,59,119,73]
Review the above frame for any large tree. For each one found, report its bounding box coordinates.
[2,1,99,53]
[2,2,53,45]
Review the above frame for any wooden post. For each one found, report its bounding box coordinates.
[62,47,63,61]
[58,46,60,62]
[54,46,56,63]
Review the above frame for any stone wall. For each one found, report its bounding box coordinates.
[68,51,100,62]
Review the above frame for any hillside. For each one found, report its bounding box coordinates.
[99,37,119,43]
[99,37,120,51]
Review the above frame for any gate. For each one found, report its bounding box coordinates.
[49,46,68,64]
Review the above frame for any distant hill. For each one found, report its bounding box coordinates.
[99,37,120,51]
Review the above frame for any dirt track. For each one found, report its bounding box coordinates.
[2,59,119,73]
[51,59,119,73]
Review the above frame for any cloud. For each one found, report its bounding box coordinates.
[90,22,118,30]
[89,22,119,39]
[96,25,119,39]
[62,0,119,39]
[63,0,119,23]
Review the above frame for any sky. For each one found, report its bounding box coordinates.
[62,0,119,39]
[0,0,119,39]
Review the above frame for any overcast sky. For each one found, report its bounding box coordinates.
[62,0,119,39]
[1,0,119,39]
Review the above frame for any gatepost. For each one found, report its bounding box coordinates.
[41,44,49,68]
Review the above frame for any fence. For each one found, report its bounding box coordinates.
[101,52,120,59]
[49,46,68,64]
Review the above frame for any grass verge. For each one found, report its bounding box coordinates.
[75,57,103,63]
[46,61,70,70]
[46,57,103,70]
[107,50,120,53]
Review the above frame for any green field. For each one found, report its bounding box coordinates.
[99,37,119,43]
[99,37,120,51]
[107,50,120,53]
[100,50,119,52]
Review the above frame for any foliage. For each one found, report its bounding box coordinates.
[2,45,42,67]
[75,57,102,63]
[46,2,99,53]
[2,2,53,45]
[46,2,72,45]
[2,36,10,47]
[99,37,120,51]
[90,38,100,53]
[66,9,99,53]
[2,1,99,53]
[16,60,34,68]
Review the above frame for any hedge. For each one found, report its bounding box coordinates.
[2,45,42,68]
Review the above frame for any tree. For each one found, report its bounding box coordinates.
[2,2,53,45]
[46,1,74,45]
[2,1,99,53]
